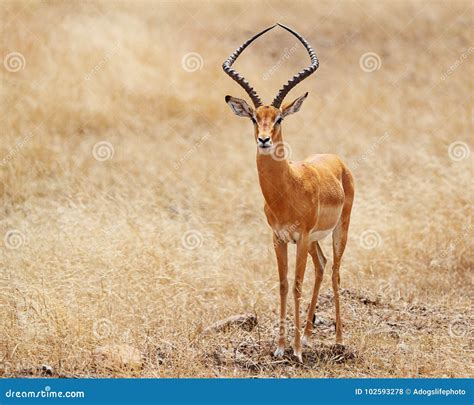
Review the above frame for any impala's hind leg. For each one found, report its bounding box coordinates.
[302,242,326,346]
[331,202,352,344]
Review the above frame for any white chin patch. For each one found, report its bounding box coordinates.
[257,145,273,155]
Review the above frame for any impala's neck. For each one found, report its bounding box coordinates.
[256,132,291,206]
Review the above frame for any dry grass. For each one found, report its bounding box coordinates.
[0,0,472,378]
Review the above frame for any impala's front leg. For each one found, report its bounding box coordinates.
[293,233,309,362]
[273,234,288,358]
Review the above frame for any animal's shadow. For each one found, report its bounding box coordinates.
[211,341,356,372]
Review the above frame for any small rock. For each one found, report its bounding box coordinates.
[154,347,169,365]
[203,314,257,334]
[312,315,333,327]
[94,344,143,370]
[211,347,227,366]
[398,342,409,351]
[40,364,53,376]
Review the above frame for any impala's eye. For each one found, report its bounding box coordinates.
[275,117,283,125]
[251,117,257,124]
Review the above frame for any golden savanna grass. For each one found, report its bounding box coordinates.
[0,0,472,378]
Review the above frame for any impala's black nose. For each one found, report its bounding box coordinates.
[258,136,271,145]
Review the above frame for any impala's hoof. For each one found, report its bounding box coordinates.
[273,347,285,358]
[302,335,310,347]
[293,348,303,363]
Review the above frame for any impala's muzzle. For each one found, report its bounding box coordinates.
[257,136,272,149]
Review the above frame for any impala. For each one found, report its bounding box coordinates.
[223,23,355,362]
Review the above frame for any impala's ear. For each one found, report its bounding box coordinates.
[225,95,254,118]
[281,92,308,117]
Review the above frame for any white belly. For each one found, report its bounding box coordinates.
[309,204,343,241]
[274,228,297,243]
[273,205,342,244]
[274,227,335,243]
[309,228,334,241]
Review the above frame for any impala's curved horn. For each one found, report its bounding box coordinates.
[222,24,277,108]
[271,23,319,108]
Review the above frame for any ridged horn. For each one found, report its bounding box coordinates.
[222,24,277,107]
[271,23,319,108]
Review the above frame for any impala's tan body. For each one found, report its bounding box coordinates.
[223,23,354,362]
[259,153,351,241]
[255,106,352,244]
